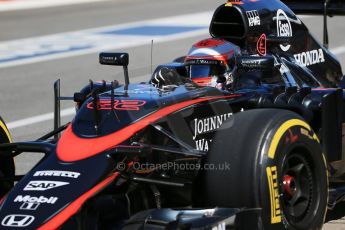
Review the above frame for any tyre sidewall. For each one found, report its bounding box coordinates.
[0,117,14,197]
[260,119,328,230]
[197,109,328,230]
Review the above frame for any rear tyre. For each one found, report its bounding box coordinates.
[195,109,328,229]
[0,117,14,198]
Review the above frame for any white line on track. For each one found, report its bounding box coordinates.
[6,75,150,130]
[0,14,315,69]
[0,12,211,69]
[1,12,212,130]
[7,108,75,129]
[331,46,345,56]
[0,0,109,12]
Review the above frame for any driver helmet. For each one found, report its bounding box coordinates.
[184,38,241,88]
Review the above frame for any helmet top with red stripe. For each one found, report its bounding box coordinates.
[185,38,241,87]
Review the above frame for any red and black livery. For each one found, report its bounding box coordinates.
[1,0,345,229]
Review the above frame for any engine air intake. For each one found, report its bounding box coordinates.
[210,5,246,40]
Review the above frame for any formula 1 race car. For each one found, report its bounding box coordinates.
[1,0,345,229]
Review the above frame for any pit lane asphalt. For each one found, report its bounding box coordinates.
[0,1,345,228]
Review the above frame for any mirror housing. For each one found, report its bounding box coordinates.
[99,52,129,66]
[237,56,274,71]
[99,52,130,90]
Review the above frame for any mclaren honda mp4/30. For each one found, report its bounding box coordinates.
[1,0,345,229]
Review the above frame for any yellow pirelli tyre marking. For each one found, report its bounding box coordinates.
[266,119,325,225]
[268,119,313,159]
[267,119,313,224]
[266,166,282,224]
[0,120,12,143]
[0,119,14,167]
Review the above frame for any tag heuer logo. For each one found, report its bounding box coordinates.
[246,10,260,27]
[24,181,69,191]
[2,215,35,227]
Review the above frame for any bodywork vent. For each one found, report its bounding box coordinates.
[210,5,247,41]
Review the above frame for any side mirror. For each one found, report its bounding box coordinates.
[99,52,129,66]
[99,52,130,90]
[237,56,274,71]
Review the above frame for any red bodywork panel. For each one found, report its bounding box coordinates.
[57,95,239,162]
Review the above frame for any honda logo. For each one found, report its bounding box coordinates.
[1,215,35,227]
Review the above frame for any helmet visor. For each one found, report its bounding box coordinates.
[189,65,212,79]
[188,64,226,79]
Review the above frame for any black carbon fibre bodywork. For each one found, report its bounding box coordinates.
[1,0,345,229]
[210,0,343,86]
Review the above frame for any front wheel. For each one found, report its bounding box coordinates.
[0,117,14,198]
[195,109,328,230]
